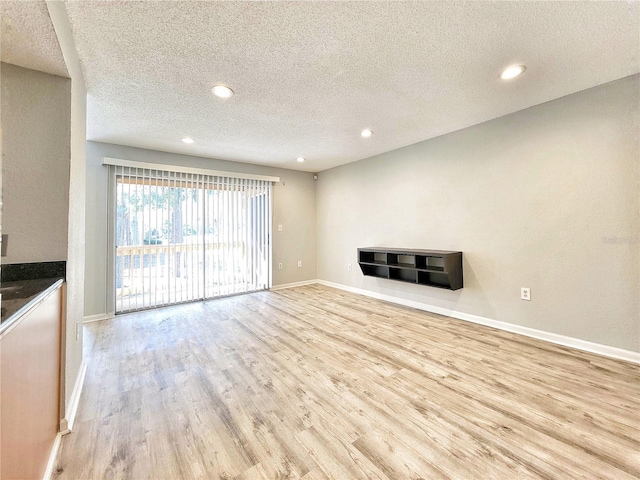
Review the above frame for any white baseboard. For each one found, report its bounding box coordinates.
[42,432,62,480]
[60,360,87,434]
[83,312,114,323]
[270,279,319,291]
[316,279,640,365]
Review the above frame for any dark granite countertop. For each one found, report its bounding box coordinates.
[0,277,64,335]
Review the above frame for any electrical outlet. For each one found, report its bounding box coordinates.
[521,287,531,301]
[348,263,352,271]
[278,262,283,270]
[278,224,283,232]
[297,260,302,268]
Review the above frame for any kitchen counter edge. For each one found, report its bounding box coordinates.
[0,278,64,337]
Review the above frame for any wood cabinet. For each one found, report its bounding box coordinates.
[358,248,463,290]
[1,284,62,480]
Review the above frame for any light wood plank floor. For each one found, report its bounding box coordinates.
[54,284,640,479]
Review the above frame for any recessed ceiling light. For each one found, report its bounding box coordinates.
[181,137,195,144]
[501,65,526,80]
[212,84,234,98]
[361,129,373,138]
[296,157,305,163]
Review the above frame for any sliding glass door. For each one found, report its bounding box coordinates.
[112,166,272,313]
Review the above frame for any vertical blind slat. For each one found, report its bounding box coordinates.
[112,166,272,313]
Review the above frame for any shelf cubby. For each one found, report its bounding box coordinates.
[374,252,387,264]
[389,268,418,283]
[417,271,451,289]
[360,264,390,278]
[358,247,463,290]
[416,255,445,271]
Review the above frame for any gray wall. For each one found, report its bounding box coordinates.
[85,141,317,317]
[1,62,70,263]
[316,75,639,353]
[0,52,86,418]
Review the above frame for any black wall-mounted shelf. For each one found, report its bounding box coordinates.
[358,247,463,290]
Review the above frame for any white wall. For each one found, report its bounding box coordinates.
[47,0,87,421]
[317,75,639,353]
[84,141,317,317]
[0,62,70,264]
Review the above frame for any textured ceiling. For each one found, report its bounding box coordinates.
[65,1,639,172]
[0,0,68,78]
